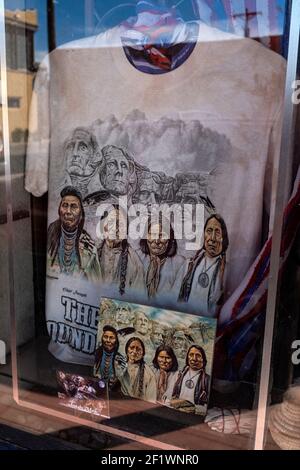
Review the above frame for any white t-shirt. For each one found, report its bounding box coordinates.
[25,22,286,365]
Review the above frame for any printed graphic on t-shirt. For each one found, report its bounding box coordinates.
[46,111,230,362]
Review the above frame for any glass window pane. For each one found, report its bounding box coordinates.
[1,0,299,452]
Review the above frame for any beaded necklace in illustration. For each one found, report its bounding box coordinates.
[58,226,78,274]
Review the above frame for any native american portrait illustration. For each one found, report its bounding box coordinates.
[178,214,229,317]
[64,127,102,199]
[94,298,217,415]
[47,186,100,281]
[48,111,231,316]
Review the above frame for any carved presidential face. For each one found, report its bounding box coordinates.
[115,307,132,328]
[102,329,117,353]
[101,148,132,195]
[157,350,173,372]
[175,181,204,204]
[151,324,165,348]
[59,195,82,232]
[173,331,187,354]
[136,175,161,205]
[147,223,169,257]
[204,217,223,258]
[188,347,204,371]
[66,136,98,178]
[127,339,144,364]
[134,311,149,335]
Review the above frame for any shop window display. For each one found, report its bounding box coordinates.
[1,0,300,450]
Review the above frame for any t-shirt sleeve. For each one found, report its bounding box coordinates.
[25,55,50,197]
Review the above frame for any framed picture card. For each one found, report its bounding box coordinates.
[94,298,217,416]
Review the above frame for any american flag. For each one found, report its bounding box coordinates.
[216,168,300,380]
